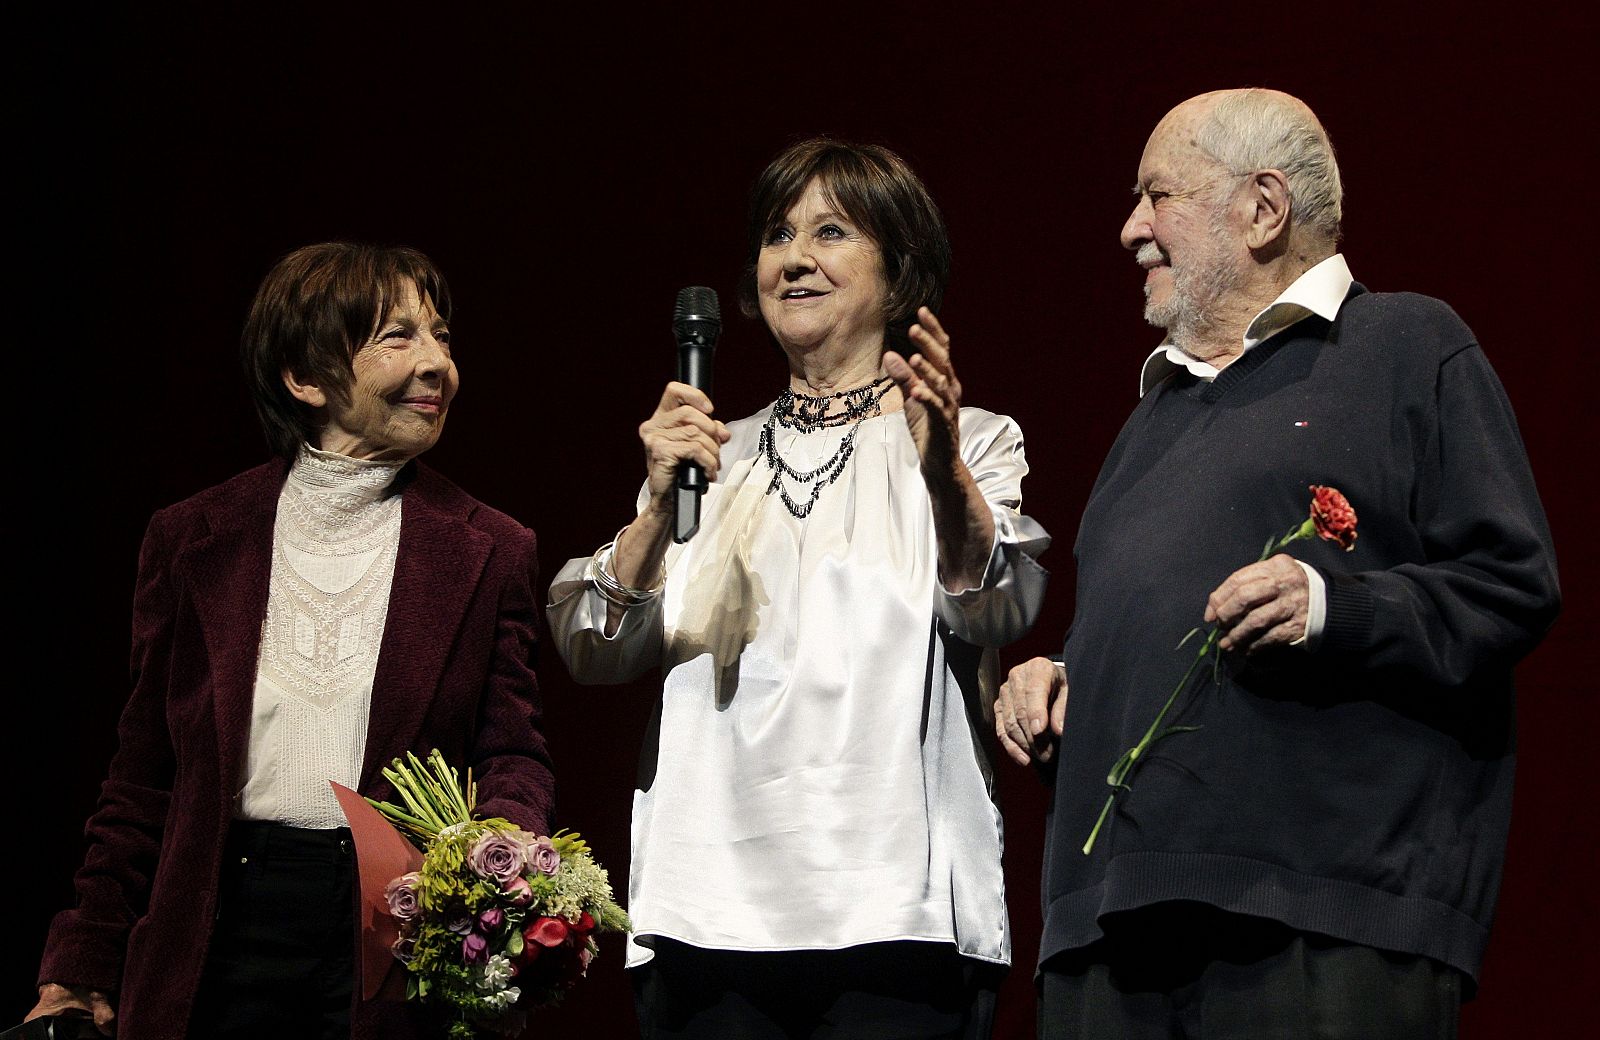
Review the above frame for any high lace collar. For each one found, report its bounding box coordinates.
[286,443,404,509]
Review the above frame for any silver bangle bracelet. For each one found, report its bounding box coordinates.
[589,526,666,608]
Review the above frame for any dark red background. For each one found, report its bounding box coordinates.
[13,4,1596,1037]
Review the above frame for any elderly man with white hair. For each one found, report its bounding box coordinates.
[997,89,1560,1038]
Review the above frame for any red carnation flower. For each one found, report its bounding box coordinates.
[1309,485,1358,551]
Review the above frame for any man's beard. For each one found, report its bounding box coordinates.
[1140,216,1244,348]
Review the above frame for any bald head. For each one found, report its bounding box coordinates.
[1122,89,1343,357]
[1168,89,1344,244]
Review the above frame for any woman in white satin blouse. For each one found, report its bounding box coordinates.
[548,139,1048,1039]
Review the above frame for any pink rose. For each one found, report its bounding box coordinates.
[504,876,534,906]
[558,943,589,985]
[526,836,561,877]
[478,908,505,932]
[468,832,527,885]
[384,872,422,923]
[462,931,489,964]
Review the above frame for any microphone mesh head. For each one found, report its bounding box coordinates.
[674,286,721,329]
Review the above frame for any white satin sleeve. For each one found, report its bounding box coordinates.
[546,511,665,684]
[933,410,1050,648]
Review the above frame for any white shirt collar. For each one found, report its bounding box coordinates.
[1138,253,1354,398]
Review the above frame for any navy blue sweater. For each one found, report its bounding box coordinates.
[1042,286,1560,982]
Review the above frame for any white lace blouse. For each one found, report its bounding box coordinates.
[548,404,1049,967]
[236,445,404,828]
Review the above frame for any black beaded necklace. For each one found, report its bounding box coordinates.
[759,377,894,519]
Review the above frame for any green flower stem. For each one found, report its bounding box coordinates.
[367,750,487,842]
[1083,792,1116,857]
[423,750,463,814]
[1083,628,1218,854]
[1273,518,1315,556]
[392,761,440,825]
[373,802,433,831]
[384,768,444,832]
[413,753,453,813]
[1081,517,1320,855]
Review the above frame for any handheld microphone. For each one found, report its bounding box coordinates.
[672,286,721,543]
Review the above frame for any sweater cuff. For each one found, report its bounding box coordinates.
[1320,572,1376,656]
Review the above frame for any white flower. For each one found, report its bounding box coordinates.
[489,986,522,1010]
[475,954,516,993]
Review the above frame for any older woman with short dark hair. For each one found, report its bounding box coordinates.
[550,139,1048,1038]
[29,242,555,1039]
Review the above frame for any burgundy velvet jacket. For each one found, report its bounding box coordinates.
[38,458,556,1039]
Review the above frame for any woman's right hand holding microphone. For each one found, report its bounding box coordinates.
[637,382,729,513]
[599,383,728,632]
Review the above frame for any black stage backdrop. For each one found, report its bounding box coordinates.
[11,4,1596,1037]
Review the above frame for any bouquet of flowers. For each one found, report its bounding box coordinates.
[347,750,629,1038]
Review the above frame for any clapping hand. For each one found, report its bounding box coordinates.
[884,306,994,593]
[884,306,962,472]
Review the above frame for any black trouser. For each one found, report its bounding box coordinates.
[188,821,357,1040]
[632,938,1003,1040]
[1037,903,1461,1040]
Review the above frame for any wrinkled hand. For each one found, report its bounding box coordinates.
[1205,553,1310,654]
[29,983,115,1036]
[639,381,730,506]
[883,307,962,471]
[995,656,1068,766]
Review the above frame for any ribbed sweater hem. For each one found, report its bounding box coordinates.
[1039,850,1488,982]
